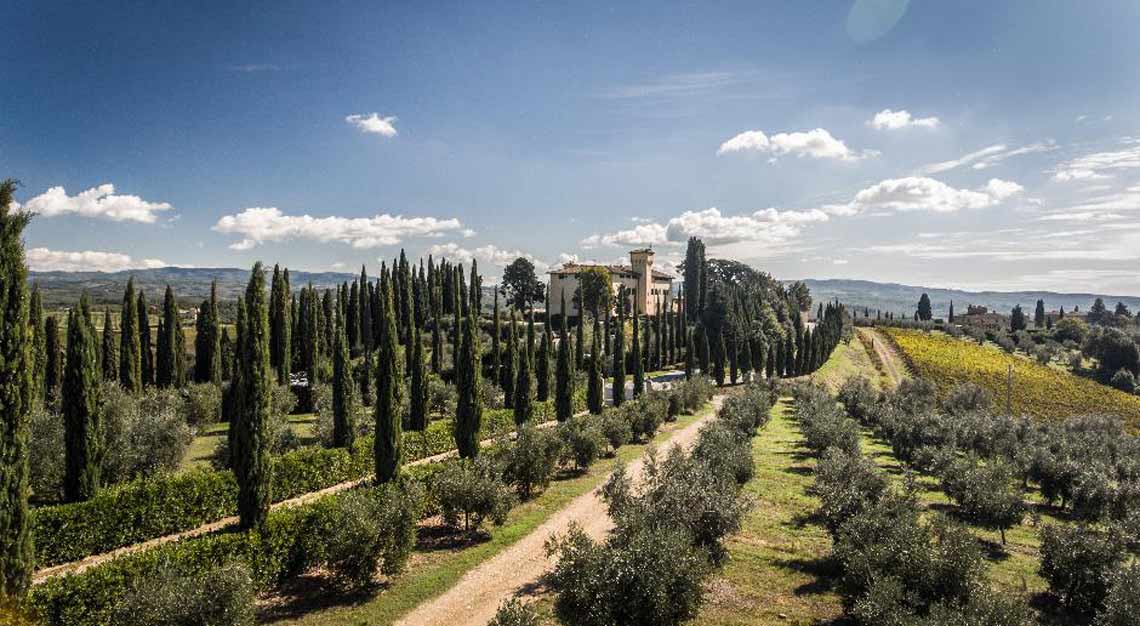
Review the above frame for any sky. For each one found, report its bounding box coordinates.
[3,1,1140,293]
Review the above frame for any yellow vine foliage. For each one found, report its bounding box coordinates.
[885,328,1140,430]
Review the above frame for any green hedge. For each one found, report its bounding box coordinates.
[31,402,542,568]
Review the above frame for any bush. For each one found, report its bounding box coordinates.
[505,424,563,499]
[489,599,541,626]
[299,483,423,590]
[939,456,1026,543]
[182,382,223,427]
[941,382,992,415]
[599,410,632,453]
[690,422,753,485]
[29,405,66,502]
[432,458,515,533]
[559,415,606,471]
[101,385,193,484]
[1039,523,1127,614]
[1109,368,1136,393]
[795,385,861,456]
[110,560,256,626]
[545,522,709,626]
[813,448,887,538]
[837,377,878,425]
[1096,563,1140,626]
[428,375,457,416]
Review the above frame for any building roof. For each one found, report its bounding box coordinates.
[548,262,674,281]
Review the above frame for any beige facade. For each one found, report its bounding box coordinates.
[547,248,674,317]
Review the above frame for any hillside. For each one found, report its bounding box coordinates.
[799,278,1140,319]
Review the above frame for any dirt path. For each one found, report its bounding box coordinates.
[32,418,573,584]
[857,327,907,389]
[395,396,725,626]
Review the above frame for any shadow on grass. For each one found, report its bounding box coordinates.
[259,574,390,623]
[415,525,492,552]
[784,465,815,477]
[773,555,842,596]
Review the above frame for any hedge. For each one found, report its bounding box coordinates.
[31,402,546,568]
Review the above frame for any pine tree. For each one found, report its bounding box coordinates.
[514,340,533,424]
[555,290,574,421]
[101,308,118,382]
[234,263,272,531]
[119,279,142,392]
[332,310,355,448]
[63,295,101,503]
[454,262,483,457]
[138,291,154,387]
[374,266,403,482]
[0,180,33,593]
[28,284,46,409]
[633,312,645,395]
[587,308,604,414]
[612,288,626,407]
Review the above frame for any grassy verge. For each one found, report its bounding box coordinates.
[182,413,318,471]
[275,404,716,626]
[805,338,883,394]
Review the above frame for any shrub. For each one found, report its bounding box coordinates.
[101,385,193,484]
[432,458,515,533]
[1039,523,1127,614]
[599,410,632,453]
[813,448,887,538]
[505,424,563,499]
[940,457,1025,544]
[182,382,223,427]
[795,386,861,456]
[941,382,992,415]
[481,378,506,409]
[837,377,878,425]
[29,405,66,502]
[489,599,541,626]
[690,422,753,485]
[110,560,255,626]
[1110,368,1136,393]
[891,377,940,415]
[428,375,457,416]
[545,522,709,626]
[300,482,423,590]
[559,415,605,471]
[1096,563,1140,626]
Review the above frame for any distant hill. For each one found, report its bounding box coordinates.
[797,278,1140,319]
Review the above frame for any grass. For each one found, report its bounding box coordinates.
[180,413,318,471]
[885,327,1140,429]
[275,403,717,626]
[804,338,883,394]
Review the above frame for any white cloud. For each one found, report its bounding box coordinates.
[580,222,668,248]
[20,184,173,223]
[664,207,830,245]
[867,109,940,130]
[718,128,874,161]
[426,243,549,276]
[213,207,464,250]
[916,141,1055,175]
[828,176,1022,215]
[1051,140,1140,182]
[345,113,398,137]
[26,248,170,272]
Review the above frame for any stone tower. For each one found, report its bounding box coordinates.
[630,248,654,315]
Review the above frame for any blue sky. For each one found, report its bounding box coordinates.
[4,1,1140,292]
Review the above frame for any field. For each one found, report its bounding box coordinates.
[884,327,1140,429]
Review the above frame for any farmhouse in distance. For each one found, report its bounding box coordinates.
[547,247,674,317]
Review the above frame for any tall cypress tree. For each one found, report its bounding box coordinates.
[452,266,462,373]
[574,306,585,371]
[430,310,443,374]
[683,324,693,381]
[738,333,752,383]
[374,266,403,482]
[555,290,574,421]
[119,278,141,392]
[491,289,501,386]
[331,310,355,448]
[536,313,552,402]
[156,285,183,388]
[783,335,795,378]
[408,311,428,433]
[514,339,533,424]
[0,180,33,593]
[359,266,373,353]
[502,310,517,408]
[712,329,726,386]
[194,281,221,384]
[612,288,626,407]
[347,279,360,353]
[28,284,46,409]
[137,291,154,387]
[235,263,272,531]
[269,265,290,384]
[587,308,603,414]
[696,324,710,375]
[101,308,118,382]
[632,311,645,395]
[454,262,482,457]
[728,331,738,385]
[44,316,63,409]
[63,295,101,503]
[684,237,703,322]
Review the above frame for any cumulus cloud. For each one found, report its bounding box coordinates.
[916,141,1055,175]
[426,242,549,276]
[580,222,668,248]
[717,128,874,161]
[26,248,171,272]
[579,206,831,250]
[867,109,940,130]
[828,176,1022,215]
[19,184,173,223]
[213,207,463,250]
[345,113,398,137]
[1051,141,1140,182]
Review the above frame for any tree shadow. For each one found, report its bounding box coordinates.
[415,525,492,552]
[773,555,841,597]
[258,573,389,623]
[784,465,815,476]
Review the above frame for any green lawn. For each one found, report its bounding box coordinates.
[805,338,882,394]
[181,413,318,471]
[273,404,717,626]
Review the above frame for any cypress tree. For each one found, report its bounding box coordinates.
[220,327,233,382]
[502,310,517,407]
[728,331,738,384]
[587,308,603,414]
[28,284,46,409]
[514,340,533,424]
[527,308,536,365]
[803,328,814,375]
[347,280,360,352]
[696,324,710,375]
[612,289,626,407]
[1034,299,1046,328]
[783,336,795,377]
[654,298,664,370]
[491,290,501,388]
[398,250,413,342]
[712,329,726,386]
[793,311,805,376]
[235,263,272,531]
[119,279,141,392]
[0,180,33,593]
[101,308,118,382]
[574,307,584,370]
[359,266,373,353]
[684,237,703,322]
[301,285,320,407]
[331,310,355,447]
[360,349,374,407]
[156,285,184,388]
[454,262,482,457]
[948,301,955,324]
[138,291,154,387]
[194,281,221,384]
[269,265,291,385]
[44,316,62,409]
[322,289,335,357]
[738,333,752,383]
[632,312,645,395]
[452,266,462,372]
[408,311,428,433]
[766,338,776,379]
[430,313,443,374]
[63,295,101,503]
[683,324,693,381]
[374,266,403,482]
[555,290,574,421]
[536,314,552,402]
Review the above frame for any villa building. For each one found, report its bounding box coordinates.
[547,248,674,317]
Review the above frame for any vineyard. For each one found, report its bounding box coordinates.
[884,328,1140,429]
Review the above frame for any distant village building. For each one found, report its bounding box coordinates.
[547,248,674,317]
